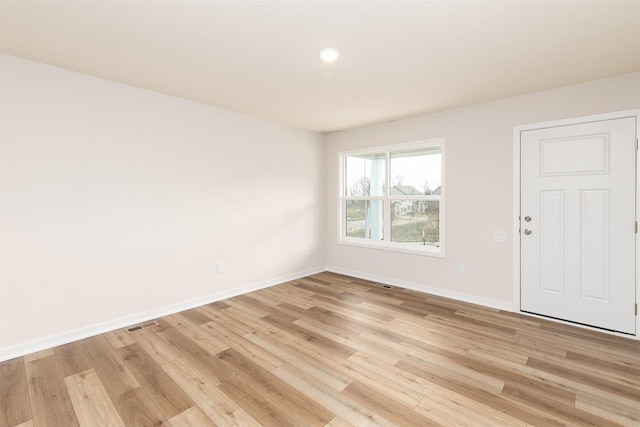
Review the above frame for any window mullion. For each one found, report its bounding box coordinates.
[384,151,391,241]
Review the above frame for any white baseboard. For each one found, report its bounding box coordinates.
[0,266,325,362]
[1,265,516,361]
[326,266,513,312]
[14,264,631,361]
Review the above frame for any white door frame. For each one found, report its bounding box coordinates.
[513,109,640,339]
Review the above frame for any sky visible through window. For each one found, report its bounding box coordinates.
[391,153,441,193]
[346,152,441,195]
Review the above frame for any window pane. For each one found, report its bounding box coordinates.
[389,147,441,195]
[345,200,383,240]
[345,154,385,196]
[391,200,439,245]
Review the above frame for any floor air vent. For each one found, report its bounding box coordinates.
[126,321,159,333]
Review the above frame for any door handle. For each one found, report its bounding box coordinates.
[524,229,532,235]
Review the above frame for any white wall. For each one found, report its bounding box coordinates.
[326,72,640,308]
[0,54,325,359]
[2,54,638,360]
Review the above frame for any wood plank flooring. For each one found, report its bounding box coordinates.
[2,272,639,426]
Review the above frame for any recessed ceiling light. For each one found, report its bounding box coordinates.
[318,48,340,62]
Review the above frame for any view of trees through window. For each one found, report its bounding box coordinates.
[342,143,442,251]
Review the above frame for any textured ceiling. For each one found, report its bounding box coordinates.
[1,0,639,133]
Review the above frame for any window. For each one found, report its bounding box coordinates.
[339,139,444,256]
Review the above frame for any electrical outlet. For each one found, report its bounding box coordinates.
[304,247,309,256]
[494,231,506,243]
[216,262,224,274]
[457,262,465,274]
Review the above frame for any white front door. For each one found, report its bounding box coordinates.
[520,117,636,334]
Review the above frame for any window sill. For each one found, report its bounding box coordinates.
[338,238,444,257]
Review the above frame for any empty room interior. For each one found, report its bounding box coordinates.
[1,1,640,426]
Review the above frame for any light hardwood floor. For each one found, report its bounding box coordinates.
[2,272,639,426]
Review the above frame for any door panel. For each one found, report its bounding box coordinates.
[521,117,636,334]
[580,190,609,301]
[539,190,564,294]
[540,134,609,176]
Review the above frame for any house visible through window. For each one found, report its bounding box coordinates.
[339,139,444,256]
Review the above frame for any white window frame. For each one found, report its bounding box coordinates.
[338,138,445,257]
